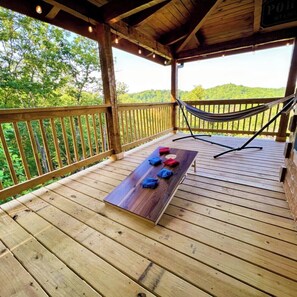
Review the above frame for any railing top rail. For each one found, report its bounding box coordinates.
[118,102,174,108]
[183,97,281,105]
[0,104,111,123]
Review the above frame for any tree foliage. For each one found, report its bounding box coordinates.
[0,7,103,108]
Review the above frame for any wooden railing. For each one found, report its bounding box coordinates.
[118,102,174,150]
[177,98,282,136]
[0,106,112,200]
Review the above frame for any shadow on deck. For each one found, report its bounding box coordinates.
[1,133,297,297]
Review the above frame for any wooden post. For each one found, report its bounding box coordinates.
[171,59,178,132]
[276,39,297,142]
[96,24,123,158]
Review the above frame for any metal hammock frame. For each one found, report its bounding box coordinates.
[173,94,297,158]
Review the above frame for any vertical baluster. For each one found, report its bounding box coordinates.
[50,118,63,168]
[60,117,71,165]
[221,104,227,131]
[147,108,151,136]
[201,104,206,130]
[0,125,18,184]
[27,121,43,175]
[38,119,54,171]
[152,108,157,135]
[248,104,253,132]
[142,108,146,137]
[196,104,200,130]
[236,104,240,132]
[207,104,210,131]
[134,109,139,140]
[104,113,110,150]
[138,109,143,139]
[156,107,160,133]
[128,110,134,142]
[254,105,259,132]
[260,109,266,133]
[144,108,149,136]
[124,110,129,143]
[92,114,99,154]
[272,104,280,132]
[134,109,141,140]
[85,115,93,157]
[162,106,165,131]
[97,113,104,151]
[13,122,31,179]
[120,111,126,145]
[266,105,273,133]
[136,109,141,140]
[99,113,107,151]
[231,104,235,132]
[77,116,86,159]
[70,116,79,162]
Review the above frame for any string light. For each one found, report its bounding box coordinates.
[138,44,142,54]
[115,32,119,44]
[88,25,93,33]
[36,5,42,14]
[152,52,156,58]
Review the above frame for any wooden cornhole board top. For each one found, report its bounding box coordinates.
[104,147,198,224]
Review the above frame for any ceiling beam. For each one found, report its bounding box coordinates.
[175,0,222,53]
[45,6,61,20]
[111,20,172,59]
[254,0,263,32]
[100,0,167,24]
[41,0,172,58]
[125,0,171,27]
[177,28,297,62]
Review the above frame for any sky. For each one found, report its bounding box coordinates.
[113,45,294,93]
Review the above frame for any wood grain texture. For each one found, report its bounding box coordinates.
[104,147,197,223]
[1,134,297,297]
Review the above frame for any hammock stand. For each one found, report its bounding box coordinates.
[173,94,297,158]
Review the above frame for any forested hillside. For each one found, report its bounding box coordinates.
[204,83,285,99]
[118,84,285,103]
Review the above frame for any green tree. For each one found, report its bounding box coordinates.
[0,8,70,107]
[187,85,205,100]
[64,36,102,105]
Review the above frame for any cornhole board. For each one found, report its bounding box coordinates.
[104,147,198,224]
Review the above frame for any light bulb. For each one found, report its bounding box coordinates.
[153,53,156,58]
[115,37,119,44]
[36,5,42,14]
[138,48,142,54]
[88,25,93,33]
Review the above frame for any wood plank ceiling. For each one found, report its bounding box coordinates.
[1,0,297,65]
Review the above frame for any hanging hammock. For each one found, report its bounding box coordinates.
[176,94,295,123]
[173,94,297,158]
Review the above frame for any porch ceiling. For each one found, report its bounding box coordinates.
[1,0,297,65]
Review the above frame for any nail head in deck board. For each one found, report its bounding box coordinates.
[104,147,197,224]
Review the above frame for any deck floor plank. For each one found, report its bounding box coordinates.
[0,240,49,297]
[0,208,101,297]
[1,133,297,297]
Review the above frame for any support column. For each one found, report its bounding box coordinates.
[276,40,297,142]
[171,59,178,132]
[96,24,123,158]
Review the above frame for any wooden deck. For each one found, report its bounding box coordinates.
[1,133,297,297]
